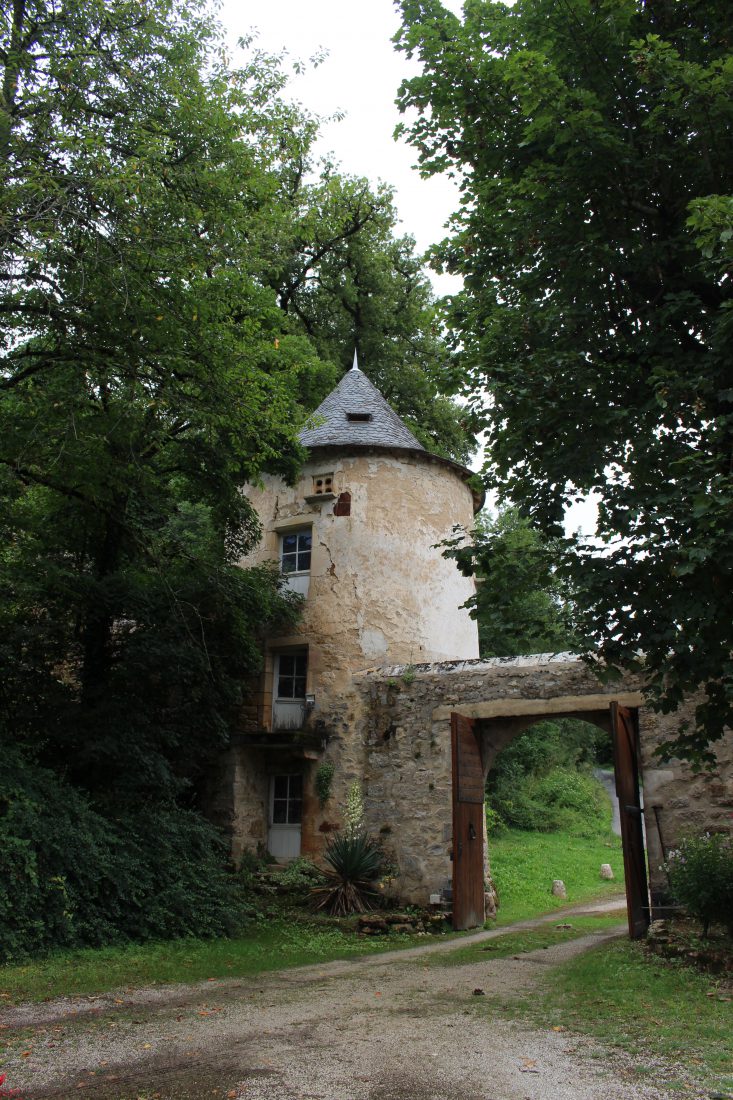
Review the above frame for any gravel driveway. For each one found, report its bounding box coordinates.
[0,902,698,1100]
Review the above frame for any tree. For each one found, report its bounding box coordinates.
[262,169,477,462]
[445,507,575,658]
[0,0,319,953]
[395,0,733,764]
[0,0,474,954]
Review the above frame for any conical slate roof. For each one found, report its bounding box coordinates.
[298,356,424,452]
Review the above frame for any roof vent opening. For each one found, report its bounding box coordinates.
[346,412,372,422]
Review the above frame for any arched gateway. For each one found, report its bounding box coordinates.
[353,654,732,938]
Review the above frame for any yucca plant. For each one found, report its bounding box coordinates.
[312,832,384,916]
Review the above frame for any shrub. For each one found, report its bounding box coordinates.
[0,749,246,961]
[664,832,733,937]
[485,806,507,837]
[314,761,335,808]
[311,833,383,916]
[490,766,610,837]
[270,857,321,892]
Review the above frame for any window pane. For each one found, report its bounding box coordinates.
[288,799,302,824]
[281,554,297,574]
[293,654,307,677]
[277,676,294,698]
[279,655,295,676]
[281,534,297,554]
[293,677,306,698]
[289,774,303,798]
[297,550,311,571]
[272,800,287,824]
[273,775,288,799]
[297,532,312,553]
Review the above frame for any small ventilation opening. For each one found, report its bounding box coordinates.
[346,412,372,422]
[313,473,333,495]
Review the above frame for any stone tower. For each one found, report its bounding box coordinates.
[228,357,481,862]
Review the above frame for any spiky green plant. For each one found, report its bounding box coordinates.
[312,832,383,916]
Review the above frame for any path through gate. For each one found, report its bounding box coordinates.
[451,701,650,937]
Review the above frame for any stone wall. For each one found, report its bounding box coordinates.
[346,655,733,910]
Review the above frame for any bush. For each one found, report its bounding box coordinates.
[490,766,611,837]
[270,857,321,892]
[664,832,733,937]
[0,749,246,961]
[487,720,613,836]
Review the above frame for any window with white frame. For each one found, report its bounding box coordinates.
[280,528,311,575]
[271,773,303,825]
[276,652,307,700]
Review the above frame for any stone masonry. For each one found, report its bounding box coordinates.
[321,654,733,911]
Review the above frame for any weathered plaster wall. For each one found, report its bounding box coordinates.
[242,448,479,698]
[346,655,733,909]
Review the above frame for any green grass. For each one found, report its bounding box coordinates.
[489,825,625,924]
[426,913,625,967]
[506,938,733,1094]
[0,915,425,1005]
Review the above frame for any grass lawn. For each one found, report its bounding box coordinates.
[0,914,429,1005]
[489,825,625,924]
[502,937,733,1095]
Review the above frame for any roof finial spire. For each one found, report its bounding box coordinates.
[351,348,360,372]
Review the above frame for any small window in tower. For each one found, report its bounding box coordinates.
[312,473,333,496]
[346,412,372,422]
[280,528,311,574]
[333,491,351,517]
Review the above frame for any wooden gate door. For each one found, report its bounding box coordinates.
[451,712,485,930]
[611,702,650,939]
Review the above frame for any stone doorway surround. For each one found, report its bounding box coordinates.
[354,654,733,919]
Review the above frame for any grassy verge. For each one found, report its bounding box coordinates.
[495,938,733,1094]
[0,915,426,1005]
[489,825,625,924]
[426,912,625,967]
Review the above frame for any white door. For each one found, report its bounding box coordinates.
[272,652,307,731]
[267,773,303,859]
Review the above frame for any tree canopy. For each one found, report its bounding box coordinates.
[396,0,733,764]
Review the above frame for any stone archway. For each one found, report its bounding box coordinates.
[355,654,733,933]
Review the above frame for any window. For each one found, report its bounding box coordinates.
[280,528,311,574]
[271,774,303,825]
[346,412,372,422]
[276,652,307,700]
[312,473,333,496]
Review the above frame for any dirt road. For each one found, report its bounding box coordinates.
[1,902,695,1100]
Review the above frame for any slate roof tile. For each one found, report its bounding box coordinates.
[298,365,424,452]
